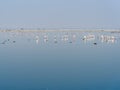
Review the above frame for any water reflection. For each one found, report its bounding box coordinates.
[0,31,120,90]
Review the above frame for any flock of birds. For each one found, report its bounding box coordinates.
[35,34,116,45]
[0,32,116,45]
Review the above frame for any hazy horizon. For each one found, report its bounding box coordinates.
[0,0,120,29]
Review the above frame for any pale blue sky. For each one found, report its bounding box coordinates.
[0,0,120,29]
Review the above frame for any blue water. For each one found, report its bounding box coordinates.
[0,31,120,90]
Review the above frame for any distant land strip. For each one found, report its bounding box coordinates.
[0,29,120,33]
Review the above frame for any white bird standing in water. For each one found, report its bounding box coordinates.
[83,34,95,40]
[54,35,57,43]
[101,35,115,43]
[61,34,69,42]
[72,34,76,42]
[44,34,48,43]
[35,36,39,44]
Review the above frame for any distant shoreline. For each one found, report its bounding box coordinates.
[0,29,120,33]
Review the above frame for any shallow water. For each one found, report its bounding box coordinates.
[0,31,120,90]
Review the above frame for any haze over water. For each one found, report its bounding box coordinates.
[0,31,120,90]
[0,0,120,90]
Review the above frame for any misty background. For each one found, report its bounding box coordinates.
[0,0,120,29]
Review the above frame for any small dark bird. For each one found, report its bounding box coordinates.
[13,41,16,43]
[93,43,97,45]
[69,41,72,43]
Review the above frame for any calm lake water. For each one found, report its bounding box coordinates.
[0,31,120,90]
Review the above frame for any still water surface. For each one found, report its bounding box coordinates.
[0,31,120,90]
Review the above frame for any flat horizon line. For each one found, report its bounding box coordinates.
[0,29,120,33]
